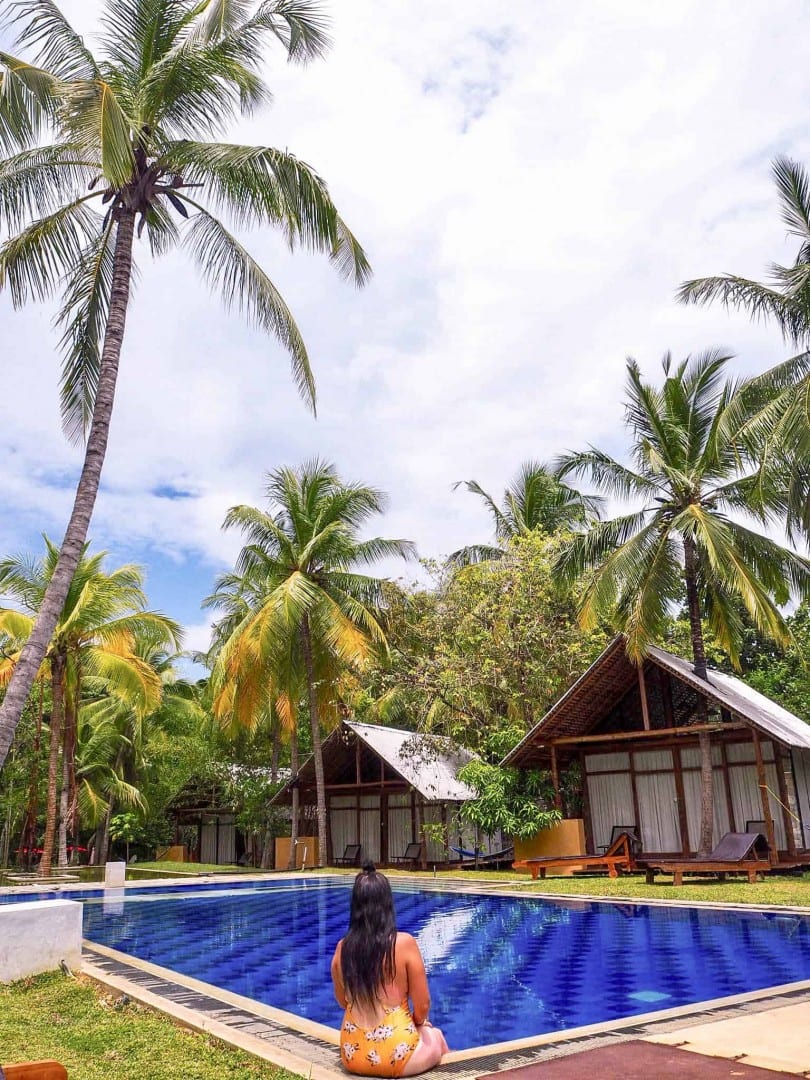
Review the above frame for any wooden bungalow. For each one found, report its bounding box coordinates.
[275,720,487,865]
[166,775,241,865]
[503,636,810,864]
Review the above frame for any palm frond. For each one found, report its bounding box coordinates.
[350,537,417,565]
[554,509,653,591]
[616,531,682,662]
[59,78,136,187]
[7,0,98,80]
[0,195,102,306]
[453,478,510,538]
[678,274,807,345]
[446,543,504,569]
[0,144,97,232]
[139,33,269,134]
[56,217,116,444]
[250,0,331,63]
[772,156,810,239]
[577,522,677,634]
[84,645,164,715]
[99,0,191,78]
[183,205,315,410]
[192,0,255,42]
[0,51,60,151]
[0,607,34,641]
[164,140,371,284]
[554,448,660,500]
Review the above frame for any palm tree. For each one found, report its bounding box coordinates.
[207,460,415,867]
[0,0,370,771]
[0,539,180,872]
[205,574,304,868]
[678,157,810,539]
[73,696,146,861]
[449,461,600,567]
[80,645,206,863]
[555,351,810,853]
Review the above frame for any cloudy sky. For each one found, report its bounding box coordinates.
[2,0,810,656]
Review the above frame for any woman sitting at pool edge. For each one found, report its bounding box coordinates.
[331,862,448,1077]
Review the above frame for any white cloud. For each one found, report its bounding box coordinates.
[3,0,810,598]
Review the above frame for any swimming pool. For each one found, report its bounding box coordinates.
[5,880,810,1049]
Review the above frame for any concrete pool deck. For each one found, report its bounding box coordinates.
[6,870,810,1077]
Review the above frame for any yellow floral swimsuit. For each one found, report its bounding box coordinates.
[340,999,420,1077]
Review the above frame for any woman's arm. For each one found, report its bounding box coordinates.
[402,935,431,1026]
[331,940,348,1008]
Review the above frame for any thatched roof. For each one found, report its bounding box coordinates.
[503,635,810,768]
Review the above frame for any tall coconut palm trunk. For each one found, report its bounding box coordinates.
[301,618,328,868]
[58,736,70,869]
[19,682,44,869]
[287,726,300,870]
[0,212,137,773]
[39,654,66,877]
[684,534,713,854]
[261,728,282,869]
[58,687,79,868]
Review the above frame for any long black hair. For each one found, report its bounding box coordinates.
[340,862,397,1007]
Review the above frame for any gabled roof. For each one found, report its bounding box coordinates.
[345,721,476,801]
[503,635,810,767]
[276,720,477,803]
[647,645,810,752]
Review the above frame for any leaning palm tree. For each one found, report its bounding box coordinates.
[207,460,415,867]
[449,461,600,567]
[678,157,810,539]
[0,539,180,872]
[0,0,370,771]
[555,350,810,853]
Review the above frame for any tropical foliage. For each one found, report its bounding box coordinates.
[555,350,810,851]
[206,461,414,867]
[449,461,600,567]
[0,0,370,772]
[679,157,810,542]
[357,532,609,761]
[457,759,561,839]
[0,540,180,872]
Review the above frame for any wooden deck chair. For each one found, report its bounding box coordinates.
[334,843,362,867]
[644,832,771,885]
[512,831,637,881]
[390,842,423,867]
[598,825,642,855]
[1,1062,68,1079]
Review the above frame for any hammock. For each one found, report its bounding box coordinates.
[449,845,513,862]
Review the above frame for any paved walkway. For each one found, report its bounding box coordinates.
[646,1000,810,1076]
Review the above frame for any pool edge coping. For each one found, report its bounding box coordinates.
[10,870,810,1075]
[80,950,346,1080]
[80,938,810,1070]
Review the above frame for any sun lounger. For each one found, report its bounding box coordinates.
[333,843,362,867]
[512,831,637,880]
[1,1061,68,1079]
[644,832,771,885]
[390,842,424,867]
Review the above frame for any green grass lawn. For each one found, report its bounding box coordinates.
[426,866,810,906]
[0,971,299,1080]
[127,861,257,876]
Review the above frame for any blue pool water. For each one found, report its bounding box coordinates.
[6,881,810,1049]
